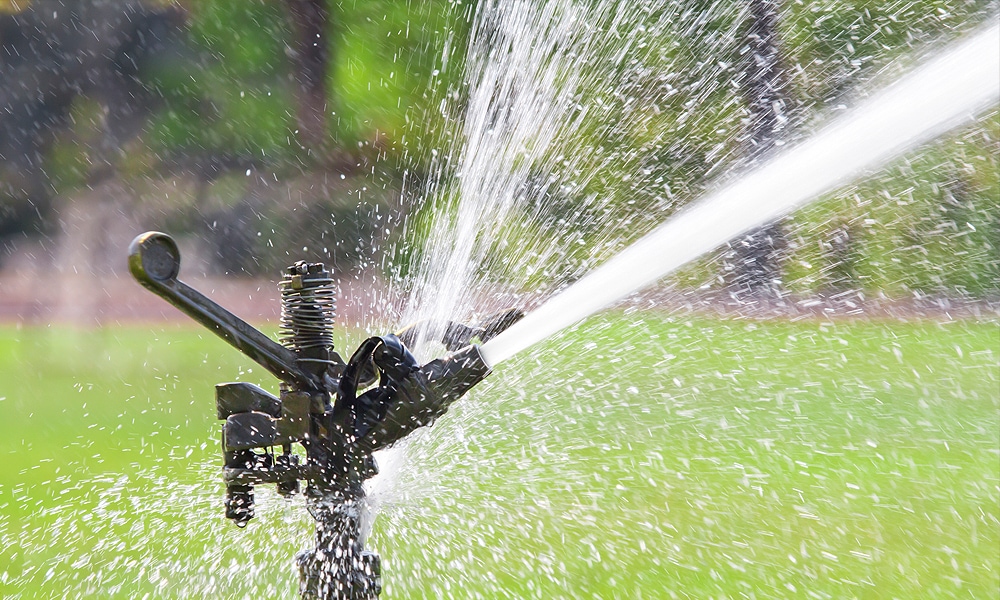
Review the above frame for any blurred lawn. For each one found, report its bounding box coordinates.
[0,314,997,598]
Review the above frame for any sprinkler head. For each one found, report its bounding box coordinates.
[128,230,522,597]
[396,307,525,351]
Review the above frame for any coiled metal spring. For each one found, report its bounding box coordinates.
[279,261,336,353]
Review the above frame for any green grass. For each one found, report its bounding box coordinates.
[0,315,997,598]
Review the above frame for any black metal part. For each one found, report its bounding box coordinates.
[297,494,382,600]
[219,389,311,451]
[340,341,492,453]
[216,382,281,419]
[280,261,337,353]
[128,232,317,389]
[224,412,278,450]
[127,231,520,600]
[276,449,302,497]
[396,307,524,351]
[225,483,255,527]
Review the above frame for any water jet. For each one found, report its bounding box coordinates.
[481,21,1000,367]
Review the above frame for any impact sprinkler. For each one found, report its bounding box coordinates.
[128,231,522,600]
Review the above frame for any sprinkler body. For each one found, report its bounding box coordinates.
[128,231,519,600]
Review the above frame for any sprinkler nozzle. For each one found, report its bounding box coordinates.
[338,338,494,453]
[363,344,491,452]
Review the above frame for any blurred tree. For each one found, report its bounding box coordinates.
[725,0,791,300]
[776,0,998,300]
[0,0,461,276]
[781,0,996,108]
[283,0,331,154]
[1,0,993,298]
[0,0,185,240]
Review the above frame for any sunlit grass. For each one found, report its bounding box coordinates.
[1,315,997,598]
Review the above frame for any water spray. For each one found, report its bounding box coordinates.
[122,18,996,599]
[128,231,521,599]
[481,21,1000,367]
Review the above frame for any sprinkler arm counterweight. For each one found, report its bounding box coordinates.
[128,232,316,389]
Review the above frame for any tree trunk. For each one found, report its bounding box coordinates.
[284,0,332,154]
[727,0,790,300]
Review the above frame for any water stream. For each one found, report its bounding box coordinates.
[480,21,1000,366]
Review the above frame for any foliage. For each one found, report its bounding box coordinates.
[782,110,1000,297]
[780,0,997,109]
[3,0,997,294]
[140,0,461,165]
